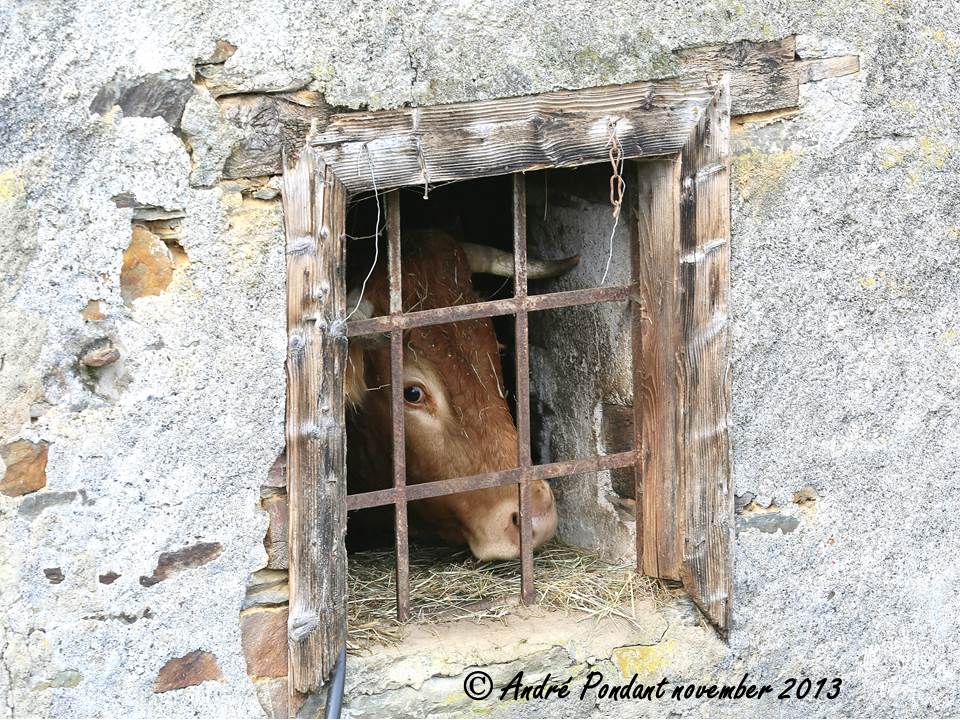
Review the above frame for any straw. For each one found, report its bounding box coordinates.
[346,541,674,650]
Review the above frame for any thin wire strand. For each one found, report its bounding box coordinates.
[543,171,549,222]
[599,202,621,286]
[346,143,381,319]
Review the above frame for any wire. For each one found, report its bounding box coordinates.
[346,144,381,320]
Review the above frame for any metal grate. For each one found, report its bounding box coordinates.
[344,173,643,621]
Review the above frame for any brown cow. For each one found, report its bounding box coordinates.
[346,230,577,560]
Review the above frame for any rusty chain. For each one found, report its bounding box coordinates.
[607,119,625,218]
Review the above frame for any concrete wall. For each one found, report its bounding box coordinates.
[2,0,959,716]
[527,164,637,562]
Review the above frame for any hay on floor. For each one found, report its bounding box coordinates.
[347,542,673,650]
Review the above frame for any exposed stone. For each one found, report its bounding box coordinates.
[736,507,801,535]
[33,670,82,691]
[80,343,120,368]
[261,494,288,569]
[136,216,182,243]
[253,678,289,719]
[243,568,288,609]
[111,192,138,208]
[252,186,279,201]
[139,541,224,587]
[120,225,175,304]
[153,650,223,693]
[80,300,105,321]
[793,485,818,507]
[98,572,120,584]
[264,451,286,488]
[198,39,237,66]
[28,401,51,421]
[181,89,244,187]
[84,608,152,624]
[18,490,80,519]
[43,567,64,584]
[0,439,49,497]
[734,492,756,513]
[130,206,185,223]
[89,72,194,129]
[240,606,288,678]
[197,65,312,99]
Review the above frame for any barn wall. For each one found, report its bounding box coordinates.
[2,1,959,717]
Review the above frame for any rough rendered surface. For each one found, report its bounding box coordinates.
[1,0,959,717]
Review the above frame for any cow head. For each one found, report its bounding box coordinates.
[346,230,578,560]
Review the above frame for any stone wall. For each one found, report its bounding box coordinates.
[2,0,960,717]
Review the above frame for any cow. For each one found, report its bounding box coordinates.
[345,229,579,560]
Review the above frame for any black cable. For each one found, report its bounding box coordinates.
[324,645,347,719]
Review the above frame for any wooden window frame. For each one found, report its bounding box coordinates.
[280,74,734,695]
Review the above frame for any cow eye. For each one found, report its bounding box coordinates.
[403,385,425,404]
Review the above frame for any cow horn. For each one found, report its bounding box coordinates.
[461,242,580,279]
[345,289,389,346]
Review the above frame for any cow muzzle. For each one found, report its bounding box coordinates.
[467,480,558,561]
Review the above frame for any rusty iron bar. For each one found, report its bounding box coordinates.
[346,285,633,338]
[629,172,645,574]
[386,190,410,622]
[346,450,638,511]
[512,174,535,605]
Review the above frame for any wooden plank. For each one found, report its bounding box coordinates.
[310,77,717,194]
[635,156,684,581]
[675,37,799,116]
[282,147,348,692]
[676,77,734,635]
[797,55,860,84]
[222,92,330,178]
[630,172,646,578]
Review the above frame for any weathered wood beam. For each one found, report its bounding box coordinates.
[282,147,348,694]
[635,155,684,581]
[222,92,330,179]
[674,37,799,116]
[676,76,735,635]
[310,77,718,194]
[220,38,857,184]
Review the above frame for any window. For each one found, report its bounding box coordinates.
[281,75,734,693]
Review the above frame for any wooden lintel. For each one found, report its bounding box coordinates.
[310,77,718,194]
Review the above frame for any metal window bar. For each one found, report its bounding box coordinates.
[349,173,642,620]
